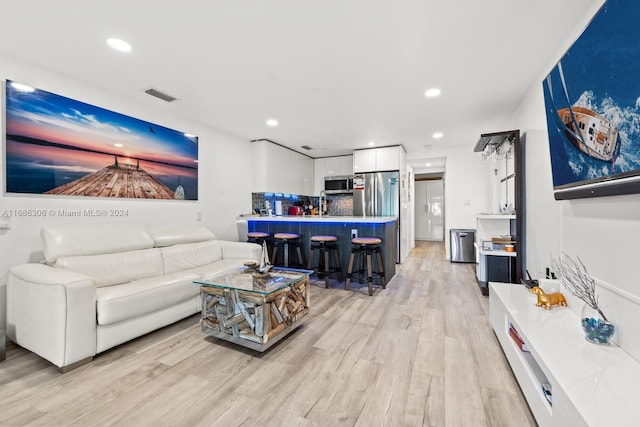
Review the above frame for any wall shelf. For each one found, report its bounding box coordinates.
[476,214,516,220]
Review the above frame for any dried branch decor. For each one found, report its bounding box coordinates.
[551,254,608,322]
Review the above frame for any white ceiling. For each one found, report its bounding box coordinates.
[0,0,603,172]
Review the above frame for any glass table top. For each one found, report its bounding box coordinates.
[194,267,312,295]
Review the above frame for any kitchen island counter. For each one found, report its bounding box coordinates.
[243,215,396,224]
[245,215,397,283]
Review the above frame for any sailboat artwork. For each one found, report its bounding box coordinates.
[556,106,619,162]
[546,62,620,166]
[541,0,640,198]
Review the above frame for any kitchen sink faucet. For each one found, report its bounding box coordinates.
[319,190,326,217]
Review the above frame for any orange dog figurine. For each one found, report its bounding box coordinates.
[529,286,567,310]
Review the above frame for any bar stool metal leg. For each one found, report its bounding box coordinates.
[366,250,374,296]
[345,250,355,290]
[333,244,343,282]
[375,247,386,288]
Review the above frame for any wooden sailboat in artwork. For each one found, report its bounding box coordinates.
[556,106,619,161]
[546,61,620,164]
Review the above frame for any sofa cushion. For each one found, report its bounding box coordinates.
[96,271,201,326]
[56,248,164,288]
[160,240,223,275]
[148,225,215,247]
[42,223,154,263]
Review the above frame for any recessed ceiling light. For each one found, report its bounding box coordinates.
[106,37,132,52]
[114,143,124,147]
[425,163,431,167]
[432,132,444,139]
[266,119,278,127]
[425,88,441,98]
[10,82,35,92]
[368,141,376,146]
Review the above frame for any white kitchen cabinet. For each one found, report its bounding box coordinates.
[338,155,353,176]
[313,158,325,196]
[324,156,341,176]
[268,143,290,193]
[353,149,377,173]
[290,152,313,195]
[324,155,353,177]
[252,140,313,195]
[375,146,402,171]
[353,146,403,173]
[252,141,269,193]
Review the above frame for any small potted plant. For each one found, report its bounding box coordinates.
[552,254,615,345]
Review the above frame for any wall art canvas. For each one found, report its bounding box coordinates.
[542,0,640,198]
[5,80,198,200]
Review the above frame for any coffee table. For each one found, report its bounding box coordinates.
[195,267,311,351]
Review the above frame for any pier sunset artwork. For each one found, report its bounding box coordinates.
[5,80,198,200]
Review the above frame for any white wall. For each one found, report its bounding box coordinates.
[504,0,640,361]
[0,55,254,331]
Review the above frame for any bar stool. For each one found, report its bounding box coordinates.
[306,235,343,288]
[271,233,304,268]
[345,237,386,296]
[247,231,271,246]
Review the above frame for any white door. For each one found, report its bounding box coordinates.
[415,180,444,241]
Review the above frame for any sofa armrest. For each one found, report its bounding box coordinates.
[7,264,97,369]
[219,240,262,261]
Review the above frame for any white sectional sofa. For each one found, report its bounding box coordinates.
[6,223,261,371]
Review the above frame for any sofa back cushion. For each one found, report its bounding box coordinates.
[160,240,223,275]
[42,223,154,263]
[55,248,164,287]
[147,225,215,247]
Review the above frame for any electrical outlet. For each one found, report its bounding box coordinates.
[351,229,358,239]
[196,212,202,221]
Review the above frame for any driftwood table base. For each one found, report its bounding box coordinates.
[200,276,310,351]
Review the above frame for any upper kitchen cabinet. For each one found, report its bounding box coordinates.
[290,151,314,195]
[353,146,404,173]
[325,155,353,177]
[252,140,313,195]
[313,158,325,196]
[353,149,377,173]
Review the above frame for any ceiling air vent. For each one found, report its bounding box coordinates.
[300,145,313,151]
[144,88,177,103]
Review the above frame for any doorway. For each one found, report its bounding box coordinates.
[415,177,444,241]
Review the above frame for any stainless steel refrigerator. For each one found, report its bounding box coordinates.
[353,171,400,263]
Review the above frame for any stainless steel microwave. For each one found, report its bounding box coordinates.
[324,176,353,194]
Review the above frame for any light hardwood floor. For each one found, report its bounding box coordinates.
[0,241,536,426]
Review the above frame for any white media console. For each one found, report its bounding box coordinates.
[489,282,640,426]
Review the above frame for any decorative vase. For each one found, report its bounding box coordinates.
[580,304,615,345]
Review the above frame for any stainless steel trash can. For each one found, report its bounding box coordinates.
[450,229,476,263]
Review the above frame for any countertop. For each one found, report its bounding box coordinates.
[479,249,517,257]
[239,215,397,224]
